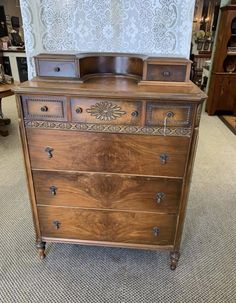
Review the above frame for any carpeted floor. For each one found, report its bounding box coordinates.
[0,96,235,303]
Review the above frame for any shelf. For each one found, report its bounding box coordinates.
[227,52,236,55]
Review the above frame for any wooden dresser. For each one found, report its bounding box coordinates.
[14,53,206,270]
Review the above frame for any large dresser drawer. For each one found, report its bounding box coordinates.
[22,95,67,121]
[71,98,142,125]
[36,59,77,78]
[33,171,182,212]
[146,102,193,127]
[38,207,177,245]
[27,129,189,177]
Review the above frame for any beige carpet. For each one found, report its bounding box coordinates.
[0,96,236,303]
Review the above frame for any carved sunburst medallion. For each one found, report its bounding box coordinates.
[86,101,126,121]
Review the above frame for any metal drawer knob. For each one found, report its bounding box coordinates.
[153,227,160,237]
[163,71,171,77]
[156,192,165,204]
[52,220,61,230]
[131,111,139,117]
[54,67,61,72]
[160,153,168,164]
[49,186,57,196]
[40,106,48,112]
[166,111,174,119]
[45,146,54,158]
[75,107,83,114]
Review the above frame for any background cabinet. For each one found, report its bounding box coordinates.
[206,4,236,115]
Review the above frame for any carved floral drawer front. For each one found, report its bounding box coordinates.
[71,98,142,125]
[146,102,193,127]
[33,170,182,213]
[22,95,67,121]
[27,129,189,177]
[36,59,77,78]
[38,206,177,245]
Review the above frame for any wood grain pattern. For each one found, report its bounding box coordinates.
[33,171,182,212]
[27,129,189,177]
[38,206,177,245]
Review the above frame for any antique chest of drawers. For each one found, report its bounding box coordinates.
[14,53,206,270]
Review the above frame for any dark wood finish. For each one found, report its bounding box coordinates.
[21,95,67,121]
[27,129,189,177]
[79,54,144,80]
[142,57,191,83]
[206,4,236,115]
[13,52,206,269]
[146,64,187,82]
[0,84,14,136]
[207,74,236,114]
[71,97,142,125]
[38,206,177,245]
[33,171,182,212]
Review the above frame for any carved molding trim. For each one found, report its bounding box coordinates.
[86,101,126,121]
[24,120,192,137]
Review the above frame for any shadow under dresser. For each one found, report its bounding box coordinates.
[13,53,206,270]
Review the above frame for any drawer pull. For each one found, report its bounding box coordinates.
[40,106,48,112]
[52,220,61,230]
[163,71,171,77]
[131,111,139,117]
[166,111,174,119]
[152,226,160,237]
[45,146,54,158]
[75,107,83,114]
[160,153,168,164]
[49,185,57,196]
[156,192,165,204]
[54,67,61,72]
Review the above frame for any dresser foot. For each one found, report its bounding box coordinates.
[170,251,180,270]
[36,241,46,260]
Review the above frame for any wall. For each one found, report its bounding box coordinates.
[20,0,196,79]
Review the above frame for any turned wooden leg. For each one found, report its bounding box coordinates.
[170,251,180,270]
[36,241,46,260]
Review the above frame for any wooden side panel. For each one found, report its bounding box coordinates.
[33,171,182,212]
[38,206,177,245]
[27,129,189,177]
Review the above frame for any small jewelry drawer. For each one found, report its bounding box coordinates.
[146,64,187,82]
[71,98,142,125]
[146,102,193,127]
[33,171,182,213]
[38,206,177,245]
[21,95,67,121]
[35,59,77,78]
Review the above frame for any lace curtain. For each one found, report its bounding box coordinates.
[20,0,195,79]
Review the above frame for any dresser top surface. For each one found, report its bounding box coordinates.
[14,76,206,102]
